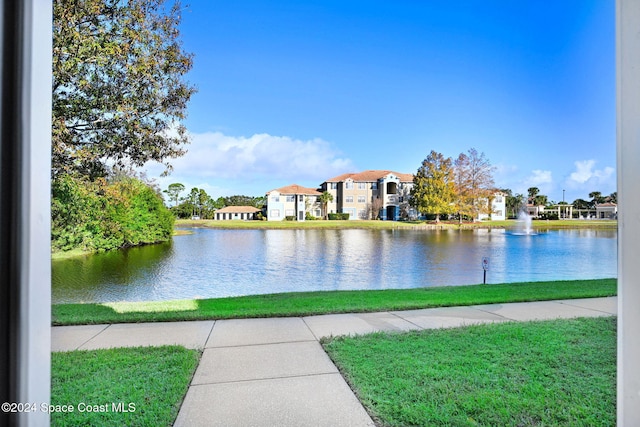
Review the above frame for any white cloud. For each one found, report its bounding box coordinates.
[566,160,615,187]
[164,131,354,181]
[525,169,553,188]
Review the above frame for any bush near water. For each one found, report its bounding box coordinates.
[52,175,174,252]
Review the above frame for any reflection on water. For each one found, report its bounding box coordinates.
[52,228,617,304]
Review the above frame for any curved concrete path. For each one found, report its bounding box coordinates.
[52,297,617,427]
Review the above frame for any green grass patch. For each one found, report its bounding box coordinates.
[176,218,617,230]
[176,218,428,229]
[51,346,199,427]
[323,317,616,426]
[52,278,616,325]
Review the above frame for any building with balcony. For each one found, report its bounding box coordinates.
[320,170,414,220]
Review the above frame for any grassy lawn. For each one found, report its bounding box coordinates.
[51,346,199,427]
[323,316,616,427]
[176,218,617,230]
[176,218,428,229]
[52,278,616,325]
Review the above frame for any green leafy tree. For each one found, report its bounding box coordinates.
[214,197,226,209]
[197,189,210,217]
[573,199,590,210]
[223,195,265,208]
[589,191,606,208]
[534,194,549,207]
[187,188,200,217]
[163,183,185,207]
[52,175,173,252]
[52,0,196,178]
[505,192,525,218]
[318,191,334,220]
[410,151,455,223]
[527,187,540,202]
[608,191,617,204]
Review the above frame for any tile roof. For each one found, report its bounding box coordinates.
[325,172,356,182]
[325,170,414,183]
[266,184,322,195]
[216,206,261,213]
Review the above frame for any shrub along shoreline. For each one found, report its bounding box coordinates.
[52,278,616,326]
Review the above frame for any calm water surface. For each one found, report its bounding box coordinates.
[52,228,617,303]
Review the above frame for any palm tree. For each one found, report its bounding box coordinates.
[318,191,334,220]
[589,191,604,208]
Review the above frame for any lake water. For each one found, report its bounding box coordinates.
[51,228,617,304]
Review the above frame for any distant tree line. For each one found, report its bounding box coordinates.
[410,149,617,222]
[163,184,266,219]
[501,188,617,219]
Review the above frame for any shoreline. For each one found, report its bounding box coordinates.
[176,218,618,231]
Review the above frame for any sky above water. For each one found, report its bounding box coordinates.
[144,0,616,203]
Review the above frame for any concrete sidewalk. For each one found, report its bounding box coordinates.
[52,297,617,427]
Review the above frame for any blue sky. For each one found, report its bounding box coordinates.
[145,0,616,203]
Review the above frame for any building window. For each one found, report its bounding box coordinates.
[285,209,295,216]
[315,209,321,217]
[358,209,367,219]
[299,195,304,202]
[345,181,353,189]
[270,209,280,218]
[495,196,503,203]
[272,196,279,202]
[495,210,503,217]
[346,196,354,203]
[286,195,295,202]
[358,182,366,189]
[358,196,366,203]
[330,182,337,189]
[372,182,378,190]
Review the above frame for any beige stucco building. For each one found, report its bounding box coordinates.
[320,170,414,220]
[266,184,322,221]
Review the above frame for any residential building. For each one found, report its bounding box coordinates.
[320,170,414,220]
[526,203,546,218]
[266,184,322,221]
[476,192,507,221]
[595,202,618,219]
[214,206,260,220]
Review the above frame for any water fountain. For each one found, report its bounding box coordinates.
[511,210,538,235]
